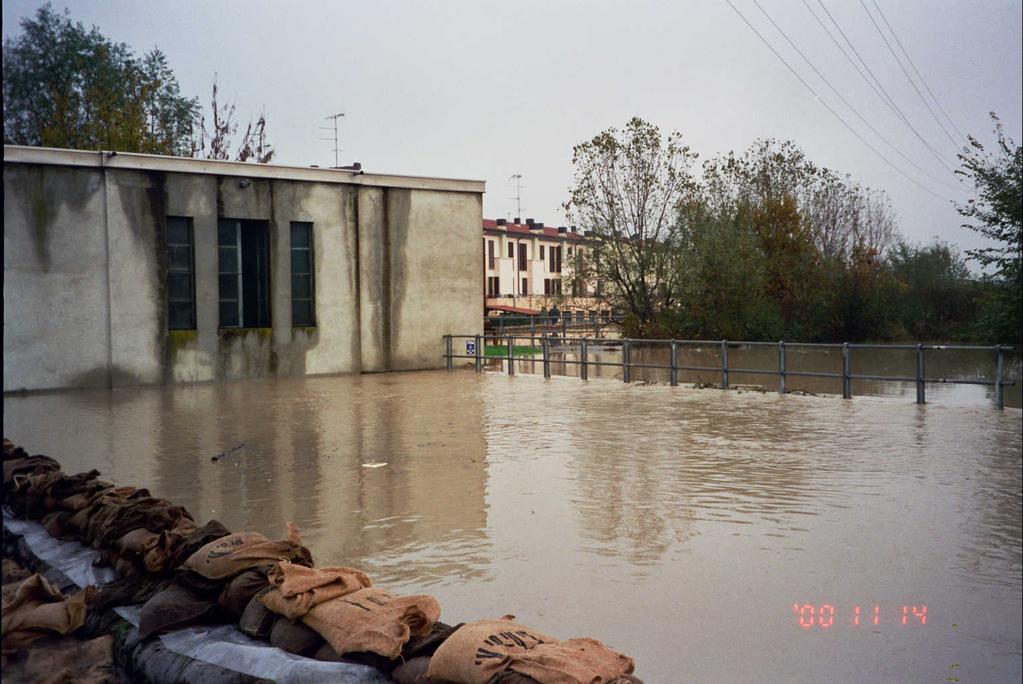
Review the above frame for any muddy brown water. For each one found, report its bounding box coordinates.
[4,368,1021,682]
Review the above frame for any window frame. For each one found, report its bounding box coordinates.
[166,216,196,330]
[290,221,316,327]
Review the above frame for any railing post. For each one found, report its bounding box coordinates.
[670,340,678,387]
[842,342,851,399]
[721,340,729,389]
[915,343,925,404]
[778,340,786,394]
[581,339,588,381]
[474,334,482,373]
[445,335,452,370]
[530,317,535,335]
[543,336,551,378]
[995,345,1004,410]
[499,318,504,336]
[507,335,515,376]
[623,339,631,383]
[561,315,567,339]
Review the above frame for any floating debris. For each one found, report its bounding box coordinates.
[361,462,388,469]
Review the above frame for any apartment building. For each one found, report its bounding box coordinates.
[482,218,603,317]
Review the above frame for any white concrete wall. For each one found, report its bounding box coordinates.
[3,148,484,391]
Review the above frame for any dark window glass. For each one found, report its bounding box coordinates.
[540,245,545,260]
[218,219,271,328]
[166,216,195,330]
[521,277,527,294]
[290,222,315,326]
[507,242,513,258]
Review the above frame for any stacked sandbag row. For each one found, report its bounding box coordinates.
[2,439,641,684]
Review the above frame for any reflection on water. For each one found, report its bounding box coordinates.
[4,371,1021,682]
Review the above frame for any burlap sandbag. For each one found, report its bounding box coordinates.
[182,523,312,580]
[426,618,635,684]
[3,633,123,684]
[301,587,440,660]
[259,560,371,620]
[137,582,220,640]
[1,574,94,653]
[218,568,270,616]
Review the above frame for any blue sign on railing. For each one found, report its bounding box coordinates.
[466,340,476,356]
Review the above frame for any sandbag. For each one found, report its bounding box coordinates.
[90,575,169,612]
[259,560,371,620]
[137,583,219,640]
[426,618,635,684]
[2,633,124,684]
[238,588,277,639]
[182,523,312,580]
[218,568,270,617]
[301,587,440,660]
[391,656,448,684]
[166,519,231,570]
[1,574,94,653]
[42,510,72,539]
[269,617,324,656]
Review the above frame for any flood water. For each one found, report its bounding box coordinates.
[4,369,1021,682]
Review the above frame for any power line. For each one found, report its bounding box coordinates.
[722,0,948,201]
[751,0,958,192]
[869,0,967,144]
[811,0,957,174]
[857,0,961,154]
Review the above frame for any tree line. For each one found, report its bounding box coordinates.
[3,4,273,163]
[566,118,1021,344]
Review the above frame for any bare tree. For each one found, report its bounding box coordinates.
[194,75,274,163]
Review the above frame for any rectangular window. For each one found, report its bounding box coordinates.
[555,279,562,295]
[518,243,528,271]
[488,240,495,269]
[521,277,528,295]
[291,222,315,327]
[166,216,195,330]
[540,245,545,261]
[507,242,514,258]
[218,219,271,328]
[556,246,563,273]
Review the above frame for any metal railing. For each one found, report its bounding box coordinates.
[443,335,1017,409]
[484,315,621,338]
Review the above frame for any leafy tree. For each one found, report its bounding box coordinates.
[3,4,198,155]
[564,117,699,331]
[889,241,977,340]
[3,4,275,164]
[956,114,1022,343]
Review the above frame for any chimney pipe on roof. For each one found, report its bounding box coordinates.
[570,226,577,232]
[558,226,568,234]
[525,218,534,225]
[513,217,521,224]
[496,218,507,226]
[529,222,542,231]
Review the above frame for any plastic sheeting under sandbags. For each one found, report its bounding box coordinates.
[3,512,388,684]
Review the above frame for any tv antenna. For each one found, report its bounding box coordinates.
[318,112,345,167]
[508,173,524,218]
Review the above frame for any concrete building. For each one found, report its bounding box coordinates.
[3,146,484,392]
[482,218,604,318]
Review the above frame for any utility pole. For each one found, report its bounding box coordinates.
[319,112,345,167]
[508,173,524,218]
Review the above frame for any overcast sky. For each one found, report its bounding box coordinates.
[4,0,1021,256]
